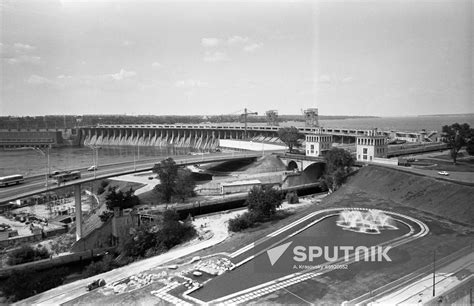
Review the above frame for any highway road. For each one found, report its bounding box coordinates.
[0,151,264,204]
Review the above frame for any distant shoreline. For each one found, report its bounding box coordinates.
[416,113,474,117]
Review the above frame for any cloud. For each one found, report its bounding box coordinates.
[151,62,162,69]
[227,36,249,45]
[122,40,134,47]
[316,75,354,86]
[203,51,229,62]
[318,75,332,84]
[108,68,136,80]
[27,69,138,90]
[201,37,220,47]
[341,76,353,83]
[2,43,41,65]
[63,69,136,83]
[7,55,41,65]
[243,43,263,52]
[14,43,36,52]
[175,79,208,88]
[27,74,55,86]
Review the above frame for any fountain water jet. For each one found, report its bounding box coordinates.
[336,209,398,234]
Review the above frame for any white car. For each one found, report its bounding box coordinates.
[87,165,98,171]
[438,171,449,176]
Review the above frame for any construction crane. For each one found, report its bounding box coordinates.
[240,108,258,139]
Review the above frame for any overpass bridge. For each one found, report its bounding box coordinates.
[275,153,326,171]
[80,124,429,149]
[0,152,262,241]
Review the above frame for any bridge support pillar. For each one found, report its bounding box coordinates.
[74,184,83,241]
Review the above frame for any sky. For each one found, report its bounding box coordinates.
[0,0,472,117]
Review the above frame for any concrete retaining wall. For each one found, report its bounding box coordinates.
[0,246,115,278]
[219,139,286,151]
[372,157,399,166]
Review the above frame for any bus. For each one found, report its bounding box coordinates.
[0,174,25,187]
[53,171,81,184]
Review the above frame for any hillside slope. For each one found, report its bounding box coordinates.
[330,165,474,225]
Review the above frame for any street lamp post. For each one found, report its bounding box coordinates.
[133,146,136,171]
[87,145,100,178]
[32,145,51,189]
[433,249,436,297]
[133,144,140,171]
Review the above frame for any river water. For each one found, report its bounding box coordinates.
[0,146,195,177]
[319,114,474,132]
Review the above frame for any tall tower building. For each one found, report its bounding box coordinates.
[304,108,319,127]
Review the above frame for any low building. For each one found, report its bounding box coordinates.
[220,179,262,195]
[305,129,333,157]
[356,129,388,162]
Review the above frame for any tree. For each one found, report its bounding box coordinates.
[83,254,117,277]
[99,210,114,222]
[466,140,474,156]
[320,148,354,192]
[105,187,139,211]
[441,123,473,164]
[153,158,179,203]
[153,158,196,203]
[7,245,51,266]
[228,187,283,232]
[325,147,354,173]
[278,127,304,153]
[1,267,69,302]
[118,209,196,259]
[156,209,196,250]
[246,186,282,219]
[174,169,196,202]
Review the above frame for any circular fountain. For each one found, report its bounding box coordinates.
[336,209,398,234]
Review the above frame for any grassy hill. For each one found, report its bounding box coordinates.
[324,165,474,226]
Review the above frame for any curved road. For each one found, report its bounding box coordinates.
[0,151,266,204]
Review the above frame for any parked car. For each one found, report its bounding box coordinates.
[87,279,106,291]
[87,165,98,171]
[438,171,449,176]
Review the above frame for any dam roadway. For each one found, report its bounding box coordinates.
[0,151,266,204]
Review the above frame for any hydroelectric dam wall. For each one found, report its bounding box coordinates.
[81,124,289,150]
[80,124,383,149]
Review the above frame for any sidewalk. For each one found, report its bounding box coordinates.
[371,251,474,305]
[16,209,242,305]
[111,173,160,196]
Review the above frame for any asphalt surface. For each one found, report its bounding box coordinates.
[0,152,263,203]
[190,214,413,302]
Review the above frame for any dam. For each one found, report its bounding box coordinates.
[0,123,433,150]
